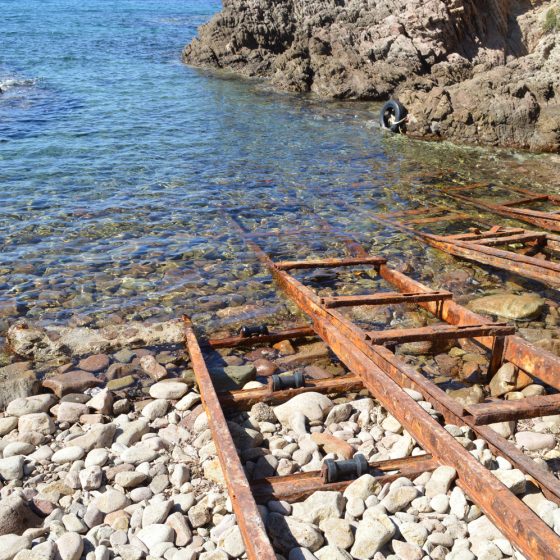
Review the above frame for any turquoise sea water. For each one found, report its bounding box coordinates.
[1,0,559,336]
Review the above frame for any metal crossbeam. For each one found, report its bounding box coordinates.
[274,256,386,270]
[366,323,515,345]
[467,393,560,425]
[321,290,453,308]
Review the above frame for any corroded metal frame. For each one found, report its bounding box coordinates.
[444,184,560,232]
[184,217,560,560]
[371,206,560,288]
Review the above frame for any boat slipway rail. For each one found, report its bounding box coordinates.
[368,204,560,289]
[443,183,560,232]
[183,212,560,560]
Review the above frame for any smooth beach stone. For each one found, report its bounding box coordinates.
[3,442,34,458]
[6,395,57,417]
[149,381,188,400]
[0,456,25,480]
[52,446,85,464]
[78,354,110,373]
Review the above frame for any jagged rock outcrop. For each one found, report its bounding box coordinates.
[184,0,560,151]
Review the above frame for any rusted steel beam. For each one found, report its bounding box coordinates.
[368,211,560,288]
[310,303,560,559]
[365,323,515,345]
[443,182,490,191]
[228,220,560,559]
[207,326,316,349]
[244,228,369,240]
[421,236,560,287]
[218,375,363,409]
[377,264,560,390]
[443,238,560,273]
[184,318,276,560]
[274,256,386,270]
[378,205,457,220]
[251,455,438,503]
[290,219,560,504]
[306,222,560,503]
[445,227,526,240]
[383,207,439,218]
[467,393,560,425]
[244,226,330,239]
[474,232,548,246]
[445,191,560,232]
[501,195,551,207]
[506,185,560,204]
[443,183,560,203]
[321,290,453,308]
[359,338,560,505]
[404,213,470,225]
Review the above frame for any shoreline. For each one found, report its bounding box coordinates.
[183,0,560,153]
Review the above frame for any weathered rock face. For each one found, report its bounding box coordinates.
[184,0,560,151]
[7,320,185,361]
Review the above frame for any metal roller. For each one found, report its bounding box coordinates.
[239,325,270,338]
[269,371,305,392]
[321,453,369,483]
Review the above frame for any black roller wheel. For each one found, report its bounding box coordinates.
[380,99,407,132]
[294,371,305,388]
[355,453,369,476]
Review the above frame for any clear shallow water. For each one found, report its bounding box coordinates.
[1,0,560,338]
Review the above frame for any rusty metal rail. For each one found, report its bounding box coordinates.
[444,183,560,232]
[370,206,560,288]
[184,216,560,560]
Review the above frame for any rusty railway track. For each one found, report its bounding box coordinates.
[183,214,560,560]
[369,205,560,289]
[444,183,560,232]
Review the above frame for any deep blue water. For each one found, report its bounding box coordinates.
[1,0,558,334]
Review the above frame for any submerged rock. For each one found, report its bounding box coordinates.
[42,371,101,397]
[447,385,484,406]
[468,293,545,321]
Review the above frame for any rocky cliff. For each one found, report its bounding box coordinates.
[184,0,560,152]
